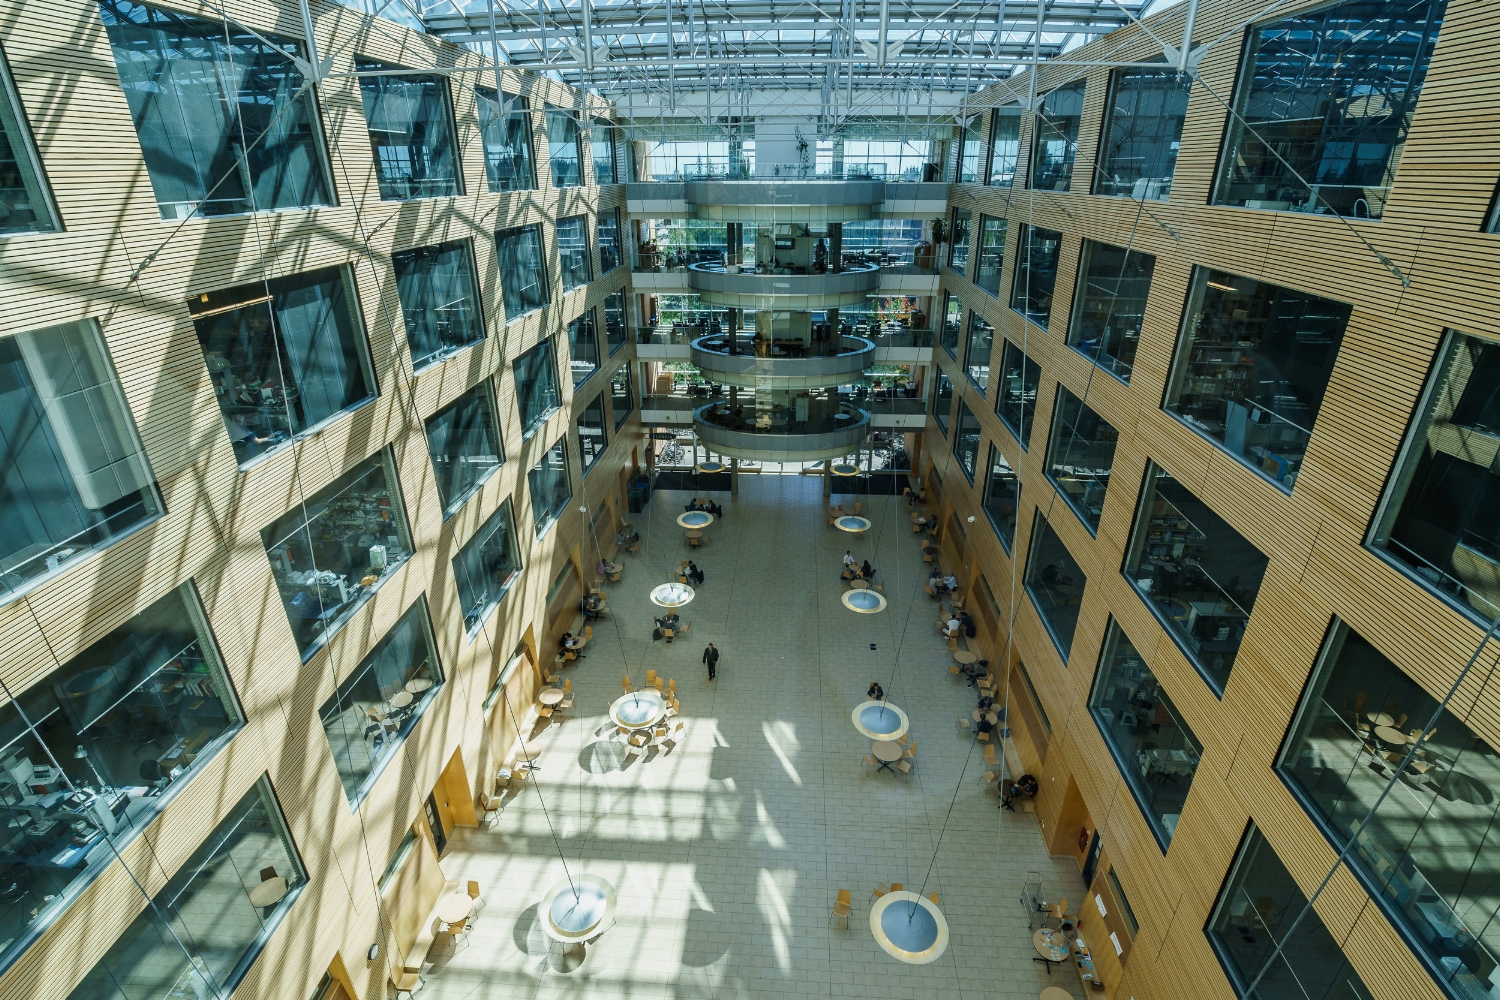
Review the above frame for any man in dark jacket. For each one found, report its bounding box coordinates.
[702,642,719,680]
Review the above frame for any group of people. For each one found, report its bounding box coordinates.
[841,551,878,582]
[685,498,724,518]
[616,528,641,548]
[944,609,976,639]
[929,567,958,594]
[558,632,585,658]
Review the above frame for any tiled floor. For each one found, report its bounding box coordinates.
[420,475,1085,1000]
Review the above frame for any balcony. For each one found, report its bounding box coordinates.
[625,180,949,219]
[694,400,871,462]
[685,261,881,309]
[690,333,874,389]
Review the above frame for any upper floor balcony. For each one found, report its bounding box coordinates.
[626,180,949,221]
[690,333,874,389]
[693,400,871,463]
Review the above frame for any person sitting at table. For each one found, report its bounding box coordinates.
[928,566,942,585]
[708,500,723,518]
[867,681,885,701]
[976,693,995,711]
[976,716,995,736]
[617,529,640,547]
[944,615,963,636]
[685,561,704,585]
[655,613,680,630]
[685,499,701,513]
[942,573,958,593]
[860,560,875,580]
[843,551,857,572]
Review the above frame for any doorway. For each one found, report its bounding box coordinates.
[1081,829,1102,888]
[424,793,447,854]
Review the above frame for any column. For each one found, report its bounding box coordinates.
[823,461,833,497]
[828,222,842,273]
[730,458,739,496]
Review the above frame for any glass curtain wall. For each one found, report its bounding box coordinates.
[495,224,549,321]
[591,120,617,183]
[1165,268,1350,491]
[545,106,583,187]
[941,293,963,358]
[578,393,607,473]
[948,208,971,275]
[955,123,985,183]
[998,340,1041,448]
[423,384,502,516]
[475,87,537,192]
[975,216,1007,295]
[610,367,633,428]
[953,400,981,481]
[1096,67,1191,200]
[528,439,572,537]
[983,445,1020,550]
[839,138,929,181]
[453,499,521,631]
[1124,461,1269,694]
[556,215,592,290]
[99,1,331,219]
[603,290,627,354]
[1030,81,1086,192]
[1011,224,1063,327]
[392,240,485,370]
[567,311,600,386]
[598,209,621,273]
[989,106,1022,186]
[1046,386,1119,533]
[513,339,561,439]
[355,61,460,200]
[965,312,994,392]
[933,373,954,434]
[1069,241,1154,382]
[1024,512,1088,659]
[1214,0,1447,219]
[0,48,55,233]
[260,449,412,657]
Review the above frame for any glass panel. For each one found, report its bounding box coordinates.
[453,499,521,631]
[591,120,616,184]
[99,0,330,220]
[319,599,440,803]
[260,450,412,658]
[545,107,583,187]
[566,311,600,387]
[610,366,633,428]
[1024,511,1088,659]
[1068,240,1154,382]
[528,439,572,538]
[0,45,55,233]
[1207,825,1376,1000]
[1089,619,1202,846]
[965,311,994,392]
[192,267,374,467]
[598,209,621,273]
[933,373,953,435]
[940,293,963,358]
[1165,268,1350,490]
[475,87,536,192]
[64,777,306,1000]
[1107,868,1138,935]
[1030,80,1085,192]
[0,319,162,598]
[1279,621,1500,999]
[982,444,1020,551]
[578,393,607,474]
[1096,68,1191,200]
[513,339,561,439]
[1011,224,1063,328]
[1123,461,1269,694]
[392,239,485,370]
[355,60,460,201]
[988,106,1022,187]
[557,215,592,290]
[953,400,981,482]
[603,290,627,355]
[424,384,502,516]
[948,208,971,274]
[1046,386,1119,533]
[997,340,1040,448]
[1214,0,1447,219]
[1016,659,1052,736]
[975,216,1007,296]
[956,124,984,183]
[495,224,549,321]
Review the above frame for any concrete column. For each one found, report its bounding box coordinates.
[730,458,739,495]
[823,462,832,497]
[828,222,842,273]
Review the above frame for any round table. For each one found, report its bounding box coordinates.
[435,892,474,925]
[677,511,714,529]
[1374,725,1409,746]
[1033,928,1069,962]
[972,709,999,725]
[834,413,851,422]
[953,651,978,665]
[686,530,703,539]
[539,688,565,706]
[610,689,667,731]
[910,512,922,522]
[248,876,288,907]
[1041,988,1074,1000]
[872,740,903,762]
[1368,712,1396,727]
[405,677,433,694]
[852,700,909,741]
[389,691,414,709]
[870,891,948,964]
[850,579,870,590]
[515,746,541,761]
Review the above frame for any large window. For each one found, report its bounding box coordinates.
[578,393,608,474]
[566,311,600,387]
[392,239,485,370]
[965,311,994,392]
[1096,68,1191,200]
[192,267,374,467]
[1165,269,1350,491]
[975,216,1007,296]
[1214,0,1446,219]
[603,289,627,355]
[0,44,56,233]
[1024,512,1088,660]
[545,106,583,187]
[496,224,549,321]
[953,399,981,482]
[1089,620,1202,847]
[1046,386,1119,534]
[355,60,460,200]
[1279,621,1500,999]
[99,1,330,220]
[1068,240,1153,382]
[260,450,412,658]
[933,373,953,435]
[1208,825,1376,1000]
[557,215,592,291]
[610,366,633,428]
[955,122,985,183]
[528,439,572,538]
[320,599,441,803]
[988,106,1022,187]
[475,87,536,192]
[0,319,161,599]
[948,208,971,275]
[982,445,1020,551]
[598,209,622,273]
[1030,80,1085,192]
[65,777,306,999]
[940,293,963,358]
[513,339,561,439]
[1123,462,1268,695]
[0,584,240,973]
[424,383,502,517]
[997,340,1040,448]
[591,120,617,184]
[1011,224,1063,328]
[453,499,521,632]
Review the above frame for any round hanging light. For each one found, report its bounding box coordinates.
[695,460,726,474]
[835,515,871,533]
[540,875,618,943]
[676,510,715,529]
[610,688,668,730]
[851,699,909,741]
[650,581,696,608]
[830,462,860,477]
[841,589,886,613]
[870,892,949,964]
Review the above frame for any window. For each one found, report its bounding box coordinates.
[997,340,1040,449]
[1016,659,1052,736]
[1046,386,1119,534]
[591,120,617,184]
[0,319,161,598]
[982,445,1020,551]
[0,44,56,233]
[261,449,412,658]
[453,499,521,631]
[556,215,592,291]
[610,367,633,428]
[965,311,994,392]
[99,1,330,219]
[598,209,621,273]
[65,777,306,999]
[356,60,460,200]
[495,224,549,321]
[578,393,607,474]
[0,584,240,973]
[1106,869,1138,935]
[953,400,981,482]
[566,311,600,387]
[933,373,953,435]
[320,599,441,803]
[955,122,984,183]
[1096,67,1191,200]
[1165,268,1350,490]
[1207,825,1376,1000]
[1214,0,1446,219]
[513,339,561,439]
[1024,511,1087,660]
[1030,80,1085,192]
[940,293,963,358]
[545,106,583,187]
[603,289,627,355]
[1279,621,1500,999]
[475,87,536,192]
[1068,240,1154,382]
[948,208,972,275]
[392,240,485,370]
[1011,224,1063,328]
[988,106,1022,187]
[1089,619,1202,848]
[424,384,502,516]
[1123,461,1268,695]
[528,439,572,538]
[192,267,375,468]
[975,216,1007,296]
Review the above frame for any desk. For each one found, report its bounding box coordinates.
[435,892,474,925]
[405,678,433,694]
[1034,927,1069,963]
[538,688,565,706]
[248,877,288,908]
[389,691,414,709]
[973,709,999,725]
[954,651,978,665]
[872,740,903,771]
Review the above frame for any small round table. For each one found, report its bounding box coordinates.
[1374,725,1409,746]
[405,678,433,694]
[953,651,978,665]
[910,512,923,522]
[539,688,565,706]
[389,691,414,709]
[248,876,288,908]
[1367,711,1395,727]
[972,709,999,725]
[1033,927,1069,963]
[436,892,474,925]
[515,746,542,762]
[850,579,870,590]
[872,740,903,770]
[1041,988,1074,1000]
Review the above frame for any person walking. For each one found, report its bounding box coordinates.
[702,642,720,680]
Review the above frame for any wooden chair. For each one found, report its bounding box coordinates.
[928,892,940,905]
[976,731,990,743]
[958,716,972,734]
[537,704,553,719]
[984,745,998,765]
[831,889,852,928]
[583,626,594,640]
[896,733,909,746]
[981,770,997,785]
[628,541,641,553]
[609,571,622,582]
[863,753,878,767]
[853,502,863,515]
[678,622,692,636]
[652,677,665,692]
[890,883,903,892]
[688,536,701,548]
[663,628,675,643]
[949,664,961,677]
[872,883,891,899]
[468,879,485,915]
[479,792,502,826]
[907,740,918,755]
[622,676,633,693]
[897,760,913,773]
[668,678,677,694]
[646,669,657,685]
[948,636,959,652]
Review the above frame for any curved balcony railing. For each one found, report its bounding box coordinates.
[690,334,874,389]
[685,262,881,309]
[693,401,870,462]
